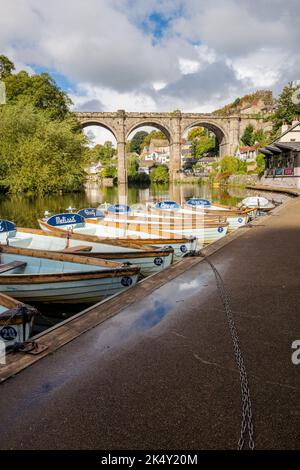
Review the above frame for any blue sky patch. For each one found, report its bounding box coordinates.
[29,64,76,93]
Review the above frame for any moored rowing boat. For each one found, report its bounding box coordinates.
[0,245,140,304]
[0,223,174,277]
[37,213,198,257]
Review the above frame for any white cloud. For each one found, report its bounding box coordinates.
[0,0,300,113]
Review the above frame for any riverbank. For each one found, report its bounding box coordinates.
[0,190,299,449]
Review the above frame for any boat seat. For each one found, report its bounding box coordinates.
[63,245,93,253]
[0,261,27,274]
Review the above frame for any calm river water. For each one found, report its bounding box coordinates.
[0,182,261,228]
[0,182,277,327]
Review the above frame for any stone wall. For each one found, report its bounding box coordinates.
[227,174,260,186]
[259,175,300,189]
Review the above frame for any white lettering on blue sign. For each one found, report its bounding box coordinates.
[121,277,133,287]
[0,326,18,342]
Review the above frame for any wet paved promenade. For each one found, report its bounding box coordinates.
[0,197,299,449]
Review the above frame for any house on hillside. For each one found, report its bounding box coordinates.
[259,120,300,188]
[236,146,258,161]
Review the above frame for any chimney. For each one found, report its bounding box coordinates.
[281,121,289,134]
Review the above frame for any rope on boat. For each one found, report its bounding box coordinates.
[199,250,255,450]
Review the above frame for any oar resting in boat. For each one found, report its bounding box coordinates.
[0,292,38,348]
[0,221,174,277]
[0,245,140,304]
[37,211,198,257]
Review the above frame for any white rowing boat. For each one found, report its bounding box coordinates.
[82,206,229,245]
[97,198,252,232]
[0,221,173,277]
[240,196,275,212]
[0,293,37,347]
[38,211,198,257]
[0,245,140,304]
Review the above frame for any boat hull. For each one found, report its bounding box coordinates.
[38,220,198,257]
[4,229,174,277]
[0,247,140,304]
[0,293,36,347]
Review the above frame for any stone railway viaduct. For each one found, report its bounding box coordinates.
[75,110,271,183]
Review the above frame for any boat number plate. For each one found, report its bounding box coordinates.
[154,257,163,266]
[0,326,17,341]
[121,277,133,287]
[218,227,224,233]
[180,245,187,253]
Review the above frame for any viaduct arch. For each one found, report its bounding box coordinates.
[75,110,271,183]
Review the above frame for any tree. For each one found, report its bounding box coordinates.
[150,164,169,184]
[256,153,265,174]
[0,101,88,194]
[142,130,168,148]
[191,135,216,159]
[272,83,300,136]
[99,165,117,178]
[0,55,15,79]
[217,156,246,175]
[187,127,206,141]
[86,141,116,166]
[127,155,139,178]
[130,131,148,154]
[2,57,71,119]
[241,124,254,146]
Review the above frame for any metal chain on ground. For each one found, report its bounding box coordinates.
[199,251,255,450]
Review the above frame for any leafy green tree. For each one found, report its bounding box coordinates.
[241,124,254,146]
[99,165,117,178]
[0,101,88,194]
[187,127,206,141]
[2,56,71,119]
[87,141,116,166]
[217,155,246,175]
[191,135,216,158]
[127,155,139,178]
[150,164,169,184]
[256,153,265,174]
[130,131,148,154]
[272,83,300,136]
[0,55,15,79]
[142,130,168,148]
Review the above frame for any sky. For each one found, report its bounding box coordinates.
[1,0,299,143]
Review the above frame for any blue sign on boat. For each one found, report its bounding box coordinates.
[77,208,104,219]
[0,326,17,341]
[155,201,180,210]
[46,213,85,227]
[0,220,16,234]
[121,276,133,287]
[186,198,211,207]
[107,204,130,213]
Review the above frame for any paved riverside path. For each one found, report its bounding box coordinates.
[0,198,300,449]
